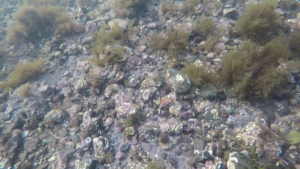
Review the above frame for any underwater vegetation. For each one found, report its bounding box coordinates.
[181,63,219,87]
[182,0,200,15]
[0,58,46,92]
[288,30,300,53]
[21,0,58,6]
[113,0,147,18]
[235,0,281,43]
[17,83,32,98]
[146,158,164,169]
[161,1,178,15]
[192,16,214,38]
[149,27,189,60]
[90,22,134,67]
[221,41,290,99]
[6,5,72,45]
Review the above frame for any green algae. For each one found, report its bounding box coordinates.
[283,130,300,144]
[6,5,72,45]
[221,41,290,99]
[236,0,281,43]
[181,63,219,87]
[0,58,46,92]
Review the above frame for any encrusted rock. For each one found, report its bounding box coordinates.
[165,68,191,94]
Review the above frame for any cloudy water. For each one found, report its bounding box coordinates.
[0,0,300,168]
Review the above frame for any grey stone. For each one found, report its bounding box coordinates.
[198,86,217,100]
[120,143,130,152]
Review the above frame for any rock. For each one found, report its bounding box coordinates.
[125,76,138,87]
[54,51,61,57]
[194,139,205,151]
[24,137,40,153]
[225,88,237,98]
[141,142,151,151]
[108,19,129,29]
[61,87,72,97]
[187,154,200,165]
[67,104,82,118]
[165,68,191,94]
[105,152,114,164]
[120,143,131,152]
[174,147,182,156]
[223,7,238,20]
[198,86,217,100]
[169,101,182,116]
[107,71,116,79]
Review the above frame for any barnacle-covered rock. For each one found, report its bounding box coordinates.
[74,78,88,94]
[236,122,263,148]
[75,156,94,169]
[158,118,183,134]
[165,68,191,94]
[195,100,212,113]
[93,136,109,158]
[114,90,138,118]
[141,73,162,88]
[80,117,100,137]
[264,143,282,162]
[169,101,182,116]
[141,87,156,101]
[44,109,65,128]
[81,137,92,151]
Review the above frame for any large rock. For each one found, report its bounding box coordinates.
[165,68,191,94]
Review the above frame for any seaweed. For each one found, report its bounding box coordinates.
[192,16,214,38]
[161,1,178,15]
[235,0,281,43]
[146,159,164,169]
[182,0,200,15]
[0,58,46,92]
[181,63,219,87]
[221,41,290,99]
[113,0,147,18]
[22,0,57,6]
[149,27,189,52]
[54,13,72,35]
[17,83,32,98]
[90,22,134,67]
[6,5,72,45]
[288,30,300,52]
[204,35,218,52]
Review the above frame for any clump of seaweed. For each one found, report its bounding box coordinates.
[288,30,300,53]
[17,83,32,98]
[161,1,178,15]
[22,0,57,6]
[182,0,199,15]
[221,41,290,99]
[181,63,219,87]
[149,27,189,64]
[235,0,281,43]
[192,16,214,38]
[90,22,134,67]
[6,5,72,45]
[113,0,147,18]
[0,58,46,92]
[149,27,189,52]
[146,159,164,169]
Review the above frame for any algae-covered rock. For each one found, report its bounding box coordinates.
[284,130,300,144]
